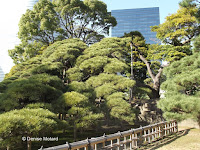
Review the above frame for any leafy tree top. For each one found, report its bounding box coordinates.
[9,0,116,64]
[6,39,87,79]
[179,0,200,9]
[151,6,200,46]
[67,37,131,82]
[122,31,145,41]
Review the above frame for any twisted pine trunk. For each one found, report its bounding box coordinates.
[138,54,163,99]
[131,43,165,99]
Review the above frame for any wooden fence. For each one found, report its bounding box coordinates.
[40,120,178,150]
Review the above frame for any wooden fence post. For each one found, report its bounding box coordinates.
[151,126,155,142]
[139,127,144,147]
[144,128,147,143]
[160,122,165,139]
[102,133,106,149]
[132,130,137,149]
[148,128,151,143]
[175,120,178,132]
[130,134,132,150]
[117,137,120,150]
[124,136,127,149]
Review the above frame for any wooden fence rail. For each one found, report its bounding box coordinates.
[40,120,178,150]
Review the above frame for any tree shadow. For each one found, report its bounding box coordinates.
[142,128,193,150]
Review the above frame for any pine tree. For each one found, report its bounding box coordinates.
[158,53,200,126]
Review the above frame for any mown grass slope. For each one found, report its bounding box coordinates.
[156,127,200,150]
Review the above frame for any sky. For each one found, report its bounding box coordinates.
[0,0,182,74]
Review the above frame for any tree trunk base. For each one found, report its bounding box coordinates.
[133,99,164,125]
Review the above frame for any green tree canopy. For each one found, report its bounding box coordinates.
[0,108,64,150]
[179,0,199,8]
[0,74,63,112]
[0,39,87,111]
[67,37,131,81]
[57,91,103,140]
[193,34,200,52]
[5,39,87,82]
[67,37,136,124]
[1,38,137,142]
[158,53,200,126]
[86,73,136,124]
[9,0,116,63]
[122,31,145,40]
[151,6,200,46]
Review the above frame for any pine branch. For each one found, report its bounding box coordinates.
[138,53,156,81]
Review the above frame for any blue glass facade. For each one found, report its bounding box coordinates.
[111,7,160,44]
[27,0,39,9]
[0,66,4,82]
[27,0,53,9]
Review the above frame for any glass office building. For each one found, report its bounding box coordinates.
[27,0,53,9]
[27,0,39,9]
[0,66,4,82]
[111,7,160,44]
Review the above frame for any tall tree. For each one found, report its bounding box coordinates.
[150,4,199,97]
[122,31,155,99]
[122,31,191,99]
[151,5,200,46]
[137,5,200,98]
[18,0,59,45]
[122,31,147,82]
[132,43,192,98]
[54,0,116,43]
[150,1,200,95]
[67,37,136,124]
[9,0,116,63]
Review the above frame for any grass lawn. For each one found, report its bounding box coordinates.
[154,126,200,150]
